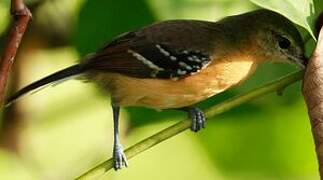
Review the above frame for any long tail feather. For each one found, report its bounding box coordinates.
[5,64,86,106]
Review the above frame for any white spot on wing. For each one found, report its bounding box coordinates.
[177,69,187,75]
[156,44,171,56]
[188,57,194,61]
[170,56,177,61]
[178,62,193,70]
[128,49,164,71]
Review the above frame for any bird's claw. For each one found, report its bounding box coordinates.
[113,145,128,170]
[189,107,206,132]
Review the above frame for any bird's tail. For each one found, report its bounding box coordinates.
[5,64,86,106]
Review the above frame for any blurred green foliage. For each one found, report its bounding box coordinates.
[35,0,84,44]
[0,0,9,36]
[73,0,155,56]
[0,0,322,179]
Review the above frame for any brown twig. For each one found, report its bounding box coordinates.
[0,0,31,105]
[302,19,323,178]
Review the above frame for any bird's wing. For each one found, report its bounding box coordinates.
[83,20,218,79]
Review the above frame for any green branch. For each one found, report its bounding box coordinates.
[76,70,304,180]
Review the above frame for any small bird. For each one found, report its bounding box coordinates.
[6,9,306,170]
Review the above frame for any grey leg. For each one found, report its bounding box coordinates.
[181,107,206,132]
[112,105,128,170]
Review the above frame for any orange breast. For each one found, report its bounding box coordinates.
[91,55,259,109]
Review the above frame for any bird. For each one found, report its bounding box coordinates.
[5,9,306,170]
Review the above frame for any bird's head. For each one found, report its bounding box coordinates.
[222,9,307,68]
[249,10,307,68]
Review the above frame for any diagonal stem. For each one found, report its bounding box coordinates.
[76,70,304,180]
[0,0,32,105]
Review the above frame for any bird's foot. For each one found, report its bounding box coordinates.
[188,107,206,132]
[113,144,128,170]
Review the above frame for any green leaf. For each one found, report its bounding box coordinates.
[147,0,253,20]
[0,0,9,36]
[73,0,156,56]
[250,0,323,40]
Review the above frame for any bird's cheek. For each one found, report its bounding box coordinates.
[268,55,287,64]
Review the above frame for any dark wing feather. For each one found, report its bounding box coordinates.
[83,20,216,79]
[132,43,211,78]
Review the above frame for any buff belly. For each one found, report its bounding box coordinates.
[90,58,257,109]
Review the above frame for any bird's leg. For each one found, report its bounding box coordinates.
[111,104,128,170]
[180,107,206,132]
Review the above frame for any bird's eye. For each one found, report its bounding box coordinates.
[277,35,291,49]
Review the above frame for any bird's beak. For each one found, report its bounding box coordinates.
[298,55,308,69]
[292,54,307,69]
